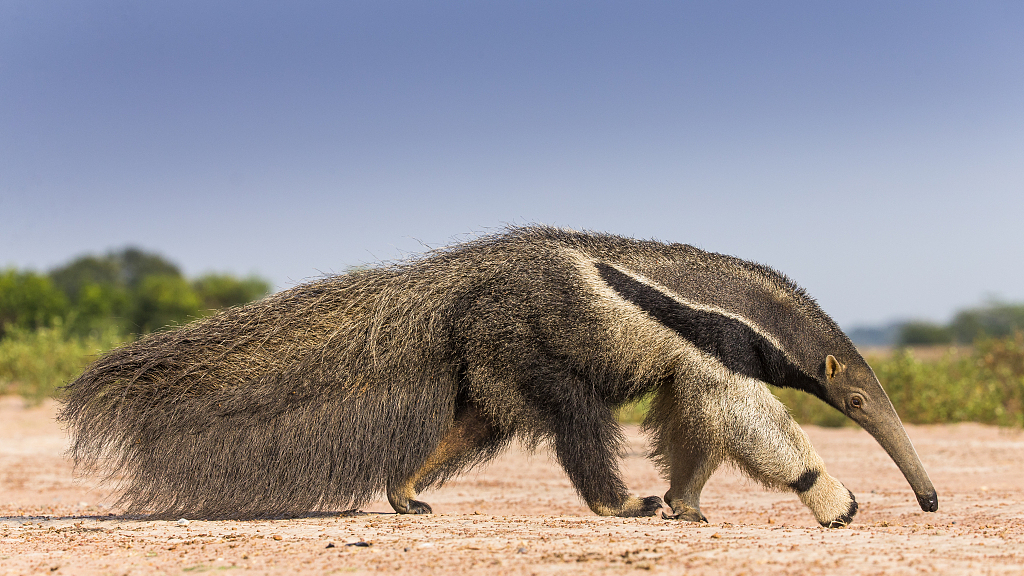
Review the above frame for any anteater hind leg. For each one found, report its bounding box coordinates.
[549,394,666,518]
[387,406,493,515]
[721,378,858,528]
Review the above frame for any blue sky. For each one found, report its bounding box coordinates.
[3,1,1023,328]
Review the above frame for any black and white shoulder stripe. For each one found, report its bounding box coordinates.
[595,262,825,399]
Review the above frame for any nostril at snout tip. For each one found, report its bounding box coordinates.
[917,492,939,512]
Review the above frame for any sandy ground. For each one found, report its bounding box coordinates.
[2,396,1024,575]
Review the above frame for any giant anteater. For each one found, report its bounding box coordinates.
[60,226,937,526]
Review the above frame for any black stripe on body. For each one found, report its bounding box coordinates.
[595,263,826,399]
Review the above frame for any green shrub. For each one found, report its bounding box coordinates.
[66,282,131,335]
[616,395,652,425]
[951,302,1024,343]
[897,321,954,346]
[769,386,850,427]
[0,322,127,404]
[0,269,69,338]
[1,250,274,403]
[131,274,203,333]
[193,274,271,310]
[45,248,272,335]
[50,248,182,298]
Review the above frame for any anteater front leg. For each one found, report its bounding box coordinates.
[387,406,494,514]
[662,439,723,523]
[721,378,858,528]
[648,388,724,522]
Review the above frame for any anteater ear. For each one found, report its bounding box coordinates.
[825,355,845,380]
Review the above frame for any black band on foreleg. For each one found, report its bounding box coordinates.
[789,469,819,493]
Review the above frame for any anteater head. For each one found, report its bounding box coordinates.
[588,247,937,513]
[820,354,938,512]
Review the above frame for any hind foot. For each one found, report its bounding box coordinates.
[391,498,433,515]
[397,499,433,515]
[388,485,434,515]
[614,495,668,518]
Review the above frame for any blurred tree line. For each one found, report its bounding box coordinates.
[1,248,270,339]
[897,301,1024,346]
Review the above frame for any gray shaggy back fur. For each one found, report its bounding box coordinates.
[59,226,832,519]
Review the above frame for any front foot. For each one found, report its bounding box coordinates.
[797,473,857,528]
[823,490,857,528]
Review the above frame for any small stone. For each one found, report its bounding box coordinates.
[273,535,283,541]
[175,519,190,526]
[326,543,336,549]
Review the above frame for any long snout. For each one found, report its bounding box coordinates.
[852,400,938,512]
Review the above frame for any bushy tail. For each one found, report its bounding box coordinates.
[59,303,456,519]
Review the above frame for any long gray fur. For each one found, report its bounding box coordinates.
[59,225,935,525]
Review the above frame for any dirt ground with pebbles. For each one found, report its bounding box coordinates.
[2,395,1024,575]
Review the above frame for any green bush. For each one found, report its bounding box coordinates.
[50,248,195,334]
[0,321,127,404]
[1,249,273,403]
[0,269,69,338]
[66,282,131,335]
[50,248,182,297]
[897,321,953,346]
[24,248,274,335]
[193,274,271,310]
[880,335,1024,427]
[131,274,203,333]
[951,302,1024,343]
[616,395,652,425]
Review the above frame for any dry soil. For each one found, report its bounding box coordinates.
[2,396,1023,575]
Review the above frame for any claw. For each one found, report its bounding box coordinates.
[406,499,433,514]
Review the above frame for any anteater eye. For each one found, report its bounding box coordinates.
[850,396,863,409]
